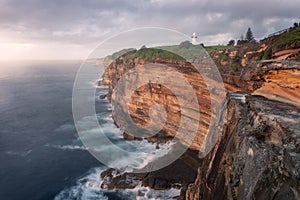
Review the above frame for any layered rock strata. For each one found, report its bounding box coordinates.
[186,93,300,200]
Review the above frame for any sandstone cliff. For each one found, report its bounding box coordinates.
[186,93,300,200]
[208,27,300,106]
[99,26,300,199]
[102,54,223,150]
[241,60,300,107]
[183,29,300,199]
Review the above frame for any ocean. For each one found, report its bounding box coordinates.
[0,61,179,200]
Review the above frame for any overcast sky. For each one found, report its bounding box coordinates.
[0,0,299,60]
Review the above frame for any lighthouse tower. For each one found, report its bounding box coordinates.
[191,32,197,45]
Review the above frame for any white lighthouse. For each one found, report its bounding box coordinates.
[191,32,197,45]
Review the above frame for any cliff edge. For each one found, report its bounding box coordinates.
[99,26,300,199]
[186,93,300,200]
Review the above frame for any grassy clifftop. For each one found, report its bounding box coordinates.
[105,27,300,74]
[125,48,184,61]
[105,41,230,63]
[273,27,300,46]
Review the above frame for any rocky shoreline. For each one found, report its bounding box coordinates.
[100,149,201,199]
[97,28,300,199]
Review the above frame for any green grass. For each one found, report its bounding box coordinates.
[125,48,184,61]
[106,43,237,65]
[157,44,206,60]
[261,27,300,60]
[275,27,300,46]
[105,48,136,61]
[218,53,230,61]
[106,44,234,62]
[123,43,212,61]
[230,61,240,72]
[204,45,233,54]
[158,44,234,59]
[262,47,272,60]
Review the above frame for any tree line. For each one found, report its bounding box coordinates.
[227,27,255,46]
[227,22,300,46]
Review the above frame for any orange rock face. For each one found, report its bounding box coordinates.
[241,60,300,107]
[103,58,214,150]
[253,69,300,107]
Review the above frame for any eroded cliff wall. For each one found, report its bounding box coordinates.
[99,27,300,199]
[101,41,300,150]
[102,57,218,150]
[186,93,300,200]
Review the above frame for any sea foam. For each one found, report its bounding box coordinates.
[55,167,180,200]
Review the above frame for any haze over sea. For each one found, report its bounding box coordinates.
[0,61,178,200]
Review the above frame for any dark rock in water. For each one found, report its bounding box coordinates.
[100,149,200,198]
[123,131,173,143]
[156,143,160,149]
[141,156,198,191]
[99,94,107,99]
[123,132,135,140]
[186,93,300,200]
[100,168,146,189]
[123,132,142,141]
[146,135,175,144]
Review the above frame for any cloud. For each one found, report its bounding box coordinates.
[0,0,299,59]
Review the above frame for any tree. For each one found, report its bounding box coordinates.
[294,22,299,28]
[227,39,235,46]
[246,27,255,42]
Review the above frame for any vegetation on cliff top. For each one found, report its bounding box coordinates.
[112,41,209,62]
[105,48,136,61]
[273,27,300,46]
[262,27,300,59]
[158,42,206,60]
[204,45,233,54]
[125,48,184,61]
[116,42,233,62]
[107,24,300,73]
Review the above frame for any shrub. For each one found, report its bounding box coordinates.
[262,48,272,60]
[230,61,240,72]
